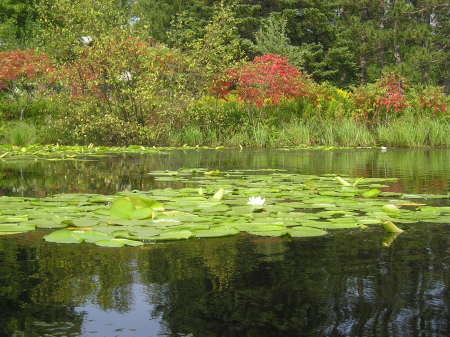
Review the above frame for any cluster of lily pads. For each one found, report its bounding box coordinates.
[0,168,449,247]
[0,144,164,160]
[0,144,378,162]
[0,144,233,161]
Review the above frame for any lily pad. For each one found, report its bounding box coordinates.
[154,230,194,241]
[194,226,240,238]
[44,229,84,244]
[95,238,144,247]
[287,226,328,238]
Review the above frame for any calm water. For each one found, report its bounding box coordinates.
[0,149,449,337]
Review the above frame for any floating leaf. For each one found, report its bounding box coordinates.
[44,230,84,244]
[382,204,401,214]
[154,230,193,240]
[110,196,163,220]
[0,216,28,223]
[247,230,287,237]
[362,189,381,198]
[0,223,35,233]
[194,226,239,238]
[287,226,327,237]
[72,230,112,243]
[204,170,221,176]
[95,238,144,247]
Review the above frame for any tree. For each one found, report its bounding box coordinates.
[0,0,37,49]
[35,0,128,60]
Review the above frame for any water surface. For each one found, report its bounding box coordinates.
[0,149,449,337]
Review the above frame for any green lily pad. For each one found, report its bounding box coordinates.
[194,226,240,238]
[308,222,359,229]
[95,238,144,247]
[362,189,381,198]
[154,230,194,241]
[287,226,328,237]
[0,216,28,223]
[247,230,287,237]
[44,229,84,244]
[72,230,112,243]
[0,223,36,232]
[0,231,23,236]
[110,196,163,220]
[382,204,401,214]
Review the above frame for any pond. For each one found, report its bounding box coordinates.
[0,149,449,337]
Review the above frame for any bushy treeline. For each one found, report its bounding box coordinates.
[2,0,449,88]
[0,0,449,147]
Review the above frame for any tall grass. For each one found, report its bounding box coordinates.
[333,118,375,146]
[377,118,450,147]
[2,121,37,146]
[162,116,447,148]
[277,120,311,146]
[168,126,204,146]
[304,118,375,147]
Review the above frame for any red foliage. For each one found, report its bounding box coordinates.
[353,73,408,124]
[213,54,309,107]
[0,49,53,90]
[417,87,448,116]
[376,74,408,113]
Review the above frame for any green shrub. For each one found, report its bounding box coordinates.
[42,113,159,146]
[0,95,63,122]
[188,96,247,132]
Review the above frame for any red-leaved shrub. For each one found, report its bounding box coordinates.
[0,49,53,90]
[213,54,309,107]
[353,73,408,124]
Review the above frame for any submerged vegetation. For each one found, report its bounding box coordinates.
[1,168,449,247]
[0,1,449,148]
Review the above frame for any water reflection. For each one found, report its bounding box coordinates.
[0,149,449,197]
[1,224,449,337]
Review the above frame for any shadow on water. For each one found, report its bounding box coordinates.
[0,149,449,336]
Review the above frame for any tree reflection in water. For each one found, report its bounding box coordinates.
[1,224,448,337]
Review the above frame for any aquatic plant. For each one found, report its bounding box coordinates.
[0,168,448,247]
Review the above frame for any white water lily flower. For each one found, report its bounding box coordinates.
[80,36,93,46]
[247,196,265,207]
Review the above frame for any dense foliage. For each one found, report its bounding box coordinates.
[0,0,449,147]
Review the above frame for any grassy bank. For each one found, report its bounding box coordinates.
[2,116,449,148]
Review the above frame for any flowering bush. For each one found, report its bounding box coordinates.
[353,73,408,124]
[213,54,310,107]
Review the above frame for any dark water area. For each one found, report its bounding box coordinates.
[0,149,449,337]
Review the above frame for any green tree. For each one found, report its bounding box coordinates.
[0,0,37,49]
[35,0,128,60]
